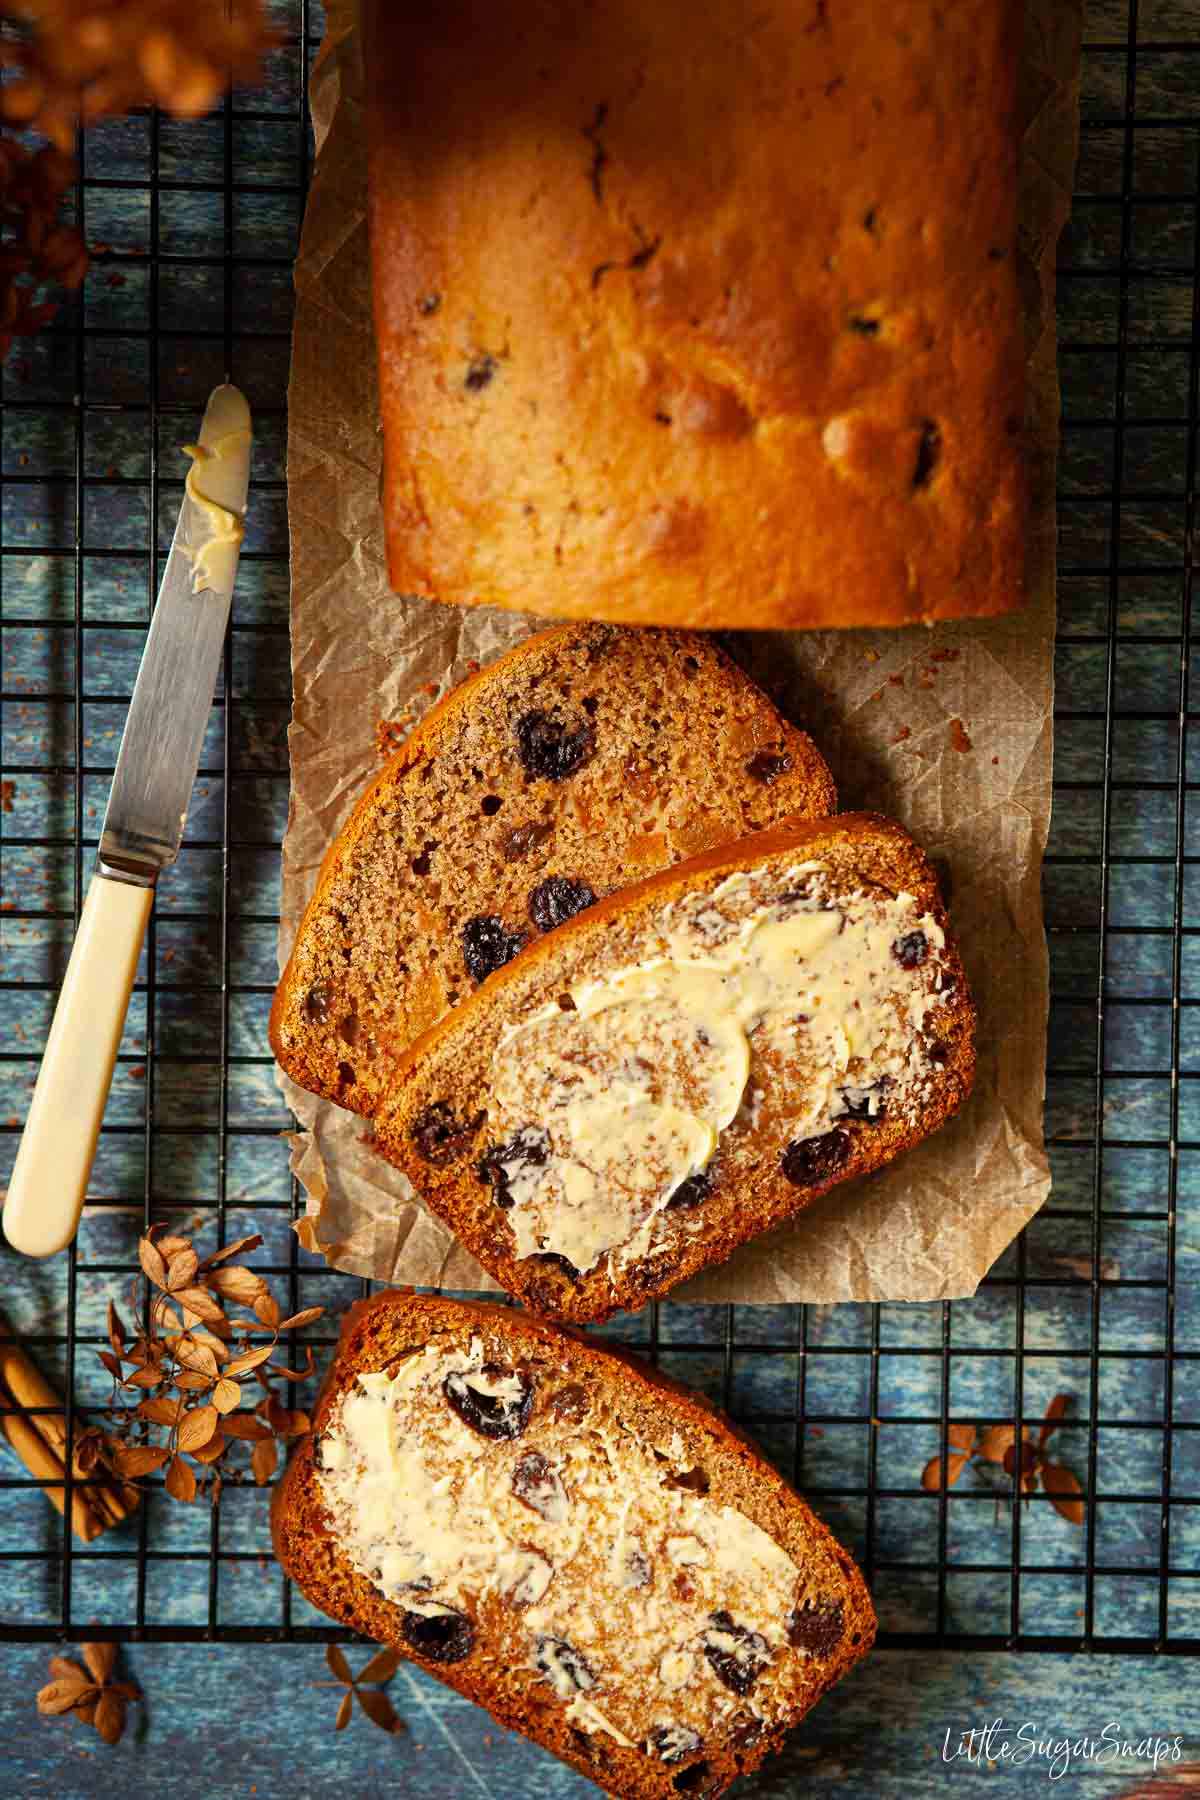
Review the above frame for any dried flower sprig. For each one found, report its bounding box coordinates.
[0,1,275,152]
[921,1393,1085,1525]
[37,1640,140,1745]
[78,1226,325,1506]
[318,1645,405,1736]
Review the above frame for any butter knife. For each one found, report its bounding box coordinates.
[4,384,253,1257]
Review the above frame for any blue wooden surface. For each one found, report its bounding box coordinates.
[2,0,1200,1792]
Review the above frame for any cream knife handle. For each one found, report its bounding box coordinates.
[3,872,153,1258]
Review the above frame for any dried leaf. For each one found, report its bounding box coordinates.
[150,1297,183,1333]
[276,1306,325,1333]
[106,1302,126,1359]
[251,1437,278,1486]
[1003,1437,1033,1476]
[97,1350,123,1380]
[356,1688,401,1733]
[93,1690,125,1746]
[921,1451,971,1492]
[335,1690,353,1732]
[945,1424,976,1455]
[212,1377,241,1414]
[171,1286,227,1326]
[38,1678,98,1715]
[165,1248,199,1291]
[75,1430,101,1473]
[189,1432,227,1465]
[156,1235,193,1258]
[173,1370,214,1393]
[74,1699,98,1726]
[177,1404,219,1454]
[48,1657,87,1685]
[225,1344,275,1380]
[326,1644,353,1684]
[253,1291,281,1329]
[138,1235,168,1290]
[138,1396,185,1427]
[270,1351,317,1383]
[357,1648,400,1685]
[191,1328,230,1362]
[173,1336,219,1378]
[1040,1393,1072,1447]
[164,1455,197,1503]
[977,1425,1020,1466]
[81,1642,116,1687]
[198,1234,264,1270]
[209,1473,222,1510]
[109,1680,141,1703]
[206,1266,265,1306]
[1042,1461,1085,1525]
[113,1444,170,1478]
[125,1364,166,1389]
[222,1412,271,1441]
[288,1410,312,1439]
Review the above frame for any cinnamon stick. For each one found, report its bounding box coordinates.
[0,1319,139,1537]
[0,1387,105,1543]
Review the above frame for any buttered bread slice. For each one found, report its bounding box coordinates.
[375,813,975,1322]
[271,623,835,1119]
[273,1292,875,1799]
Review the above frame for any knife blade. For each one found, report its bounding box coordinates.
[3,384,253,1257]
[100,381,252,878]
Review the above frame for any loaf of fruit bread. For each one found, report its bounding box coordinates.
[270,623,835,1117]
[363,0,1025,628]
[373,813,974,1322]
[273,1291,875,1799]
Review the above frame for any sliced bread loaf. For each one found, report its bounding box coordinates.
[373,814,975,1322]
[272,1291,875,1799]
[270,623,835,1118]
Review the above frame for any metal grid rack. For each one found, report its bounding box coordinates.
[0,1,1196,1655]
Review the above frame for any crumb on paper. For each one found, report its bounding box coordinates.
[930,646,960,664]
[949,718,973,753]
[891,726,912,745]
[888,672,904,686]
[863,648,880,663]
[374,717,407,759]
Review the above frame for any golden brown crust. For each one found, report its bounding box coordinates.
[272,1291,876,1799]
[372,812,976,1322]
[363,0,1025,628]
[270,623,835,1116]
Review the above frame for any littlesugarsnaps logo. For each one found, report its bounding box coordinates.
[941,1720,1184,1782]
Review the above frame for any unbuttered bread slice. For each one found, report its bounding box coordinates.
[374,813,975,1322]
[273,1292,875,1800]
[270,623,834,1118]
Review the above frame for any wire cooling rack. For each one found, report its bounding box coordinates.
[0,1,1196,1655]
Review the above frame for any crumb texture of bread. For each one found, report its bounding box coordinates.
[270,623,835,1116]
[373,813,976,1323]
[363,0,1025,628]
[273,1293,876,1799]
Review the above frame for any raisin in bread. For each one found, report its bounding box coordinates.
[273,1292,875,1799]
[374,813,974,1323]
[270,624,834,1117]
[363,0,1024,627]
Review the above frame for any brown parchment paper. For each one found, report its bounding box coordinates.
[278,0,1083,1302]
